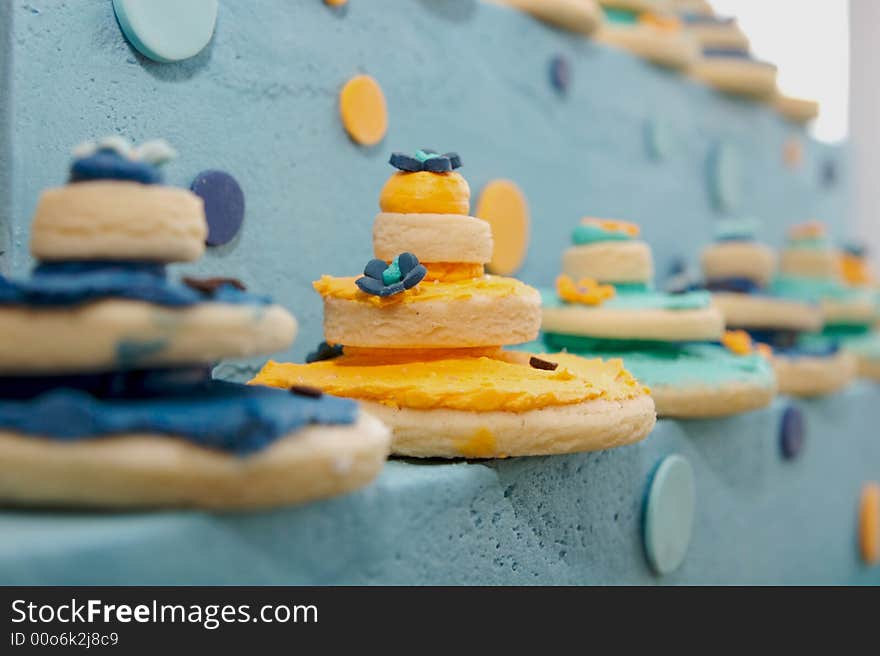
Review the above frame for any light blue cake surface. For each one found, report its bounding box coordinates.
[0,388,878,585]
[0,1,875,585]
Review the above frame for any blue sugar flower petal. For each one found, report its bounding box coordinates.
[444,152,462,169]
[397,252,418,275]
[356,276,386,295]
[402,264,427,289]
[423,157,452,173]
[389,152,422,172]
[363,259,388,280]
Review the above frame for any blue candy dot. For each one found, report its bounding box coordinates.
[549,55,571,94]
[190,170,245,247]
[780,405,805,460]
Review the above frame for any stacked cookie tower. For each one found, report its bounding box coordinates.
[0,137,390,509]
[253,151,656,458]
[672,1,778,98]
[595,0,698,70]
[541,218,776,418]
[700,220,850,398]
[837,244,880,380]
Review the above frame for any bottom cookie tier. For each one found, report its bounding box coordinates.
[0,384,878,584]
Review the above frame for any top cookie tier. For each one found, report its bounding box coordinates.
[29,140,207,264]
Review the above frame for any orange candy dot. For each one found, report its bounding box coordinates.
[859,482,880,565]
[476,179,530,275]
[325,0,348,6]
[339,74,388,146]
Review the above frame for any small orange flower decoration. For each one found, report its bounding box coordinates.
[840,252,873,287]
[788,220,826,240]
[556,274,616,306]
[580,218,640,238]
[639,12,681,32]
[722,330,754,356]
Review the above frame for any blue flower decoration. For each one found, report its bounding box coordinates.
[389,149,462,173]
[68,137,175,185]
[356,252,427,297]
[70,149,162,185]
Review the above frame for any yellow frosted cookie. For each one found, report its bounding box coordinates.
[252,352,655,458]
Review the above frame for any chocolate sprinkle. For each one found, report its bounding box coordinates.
[290,385,324,399]
[529,356,558,371]
[182,276,247,295]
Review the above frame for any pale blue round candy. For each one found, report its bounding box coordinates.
[708,141,742,211]
[113,0,218,63]
[644,454,696,575]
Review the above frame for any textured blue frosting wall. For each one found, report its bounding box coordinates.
[0,0,849,373]
[0,2,874,586]
[1,389,879,585]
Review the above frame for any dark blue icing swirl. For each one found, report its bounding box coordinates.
[0,262,271,307]
[0,367,213,400]
[69,149,162,185]
[0,380,357,455]
[705,277,763,294]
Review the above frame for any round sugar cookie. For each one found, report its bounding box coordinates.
[30,181,207,263]
[488,0,602,36]
[685,24,750,50]
[542,304,723,342]
[772,350,855,398]
[0,411,389,509]
[0,300,297,374]
[711,292,822,332]
[774,94,820,124]
[252,352,656,458]
[563,241,654,284]
[779,247,840,278]
[373,213,492,264]
[821,297,877,326]
[595,25,698,70]
[316,275,541,348]
[702,241,776,287]
[689,58,777,99]
[363,395,655,458]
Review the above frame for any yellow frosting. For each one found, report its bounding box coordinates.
[556,274,616,305]
[423,262,485,282]
[313,274,534,307]
[379,171,470,215]
[251,352,648,413]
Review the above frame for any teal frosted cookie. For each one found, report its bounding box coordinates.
[542,336,776,418]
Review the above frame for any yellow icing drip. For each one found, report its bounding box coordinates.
[250,352,649,413]
[423,262,485,282]
[313,274,535,307]
[455,428,503,459]
[556,274,616,305]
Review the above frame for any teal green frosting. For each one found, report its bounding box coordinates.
[602,7,638,24]
[538,338,775,390]
[382,256,402,286]
[714,218,759,242]
[842,332,880,360]
[540,287,710,311]
[571,223,633,245]
[771,275,871,305]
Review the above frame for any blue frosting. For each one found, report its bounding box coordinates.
[0,380,357,455]
[0,367,212,400]
[706,277,763,294]
[0,262,271,307]
[69,149,162,184]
